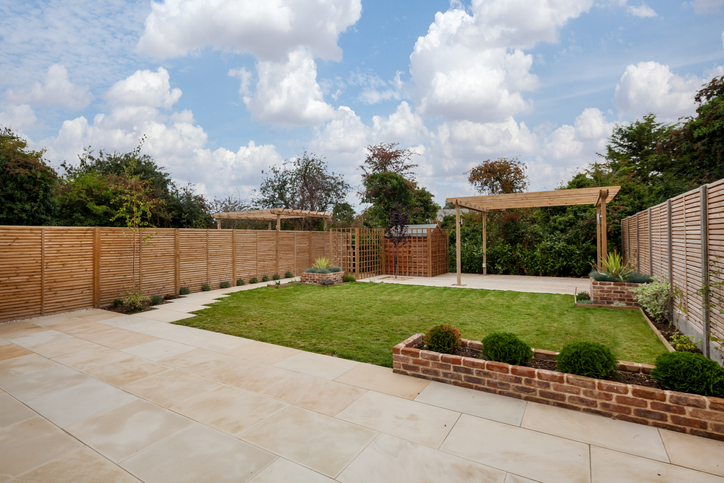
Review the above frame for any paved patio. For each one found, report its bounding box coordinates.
[365,273,589,295]
[1,283,723,482]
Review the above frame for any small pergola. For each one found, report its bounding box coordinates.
[446,186,620,286]
[212,208,333,231]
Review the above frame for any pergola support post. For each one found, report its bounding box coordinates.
[275,214,281,275]
[455,205,462,286]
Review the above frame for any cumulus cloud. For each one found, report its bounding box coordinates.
[410,0,593,122]
[4,64,92,110]
[241,48,335,126]
[627,4,657,17]
[137,0,361,62]
[105,67,181,109]
[690,0,724,14]
[613,62,699,120]
[0,104,37,132]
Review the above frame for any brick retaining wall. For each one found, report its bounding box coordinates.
[393,333,724,441]
[300,271,344,285]
[589,278,640,306]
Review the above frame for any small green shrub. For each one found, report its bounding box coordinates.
[273,273,280,280]
[220,281,231,289]
[202,283,211,291]
[625,272,653,283]
[328,266,342,273]
[651,352,724,397]
[556,341,618,379]
[305,268,318,273]
[343,274,356,283]
[599,250,634,280]
[424,325,461,354]
[576,291,590,302]
[612,301,627,307]
[285,271,293,278]
[249,277,258,284]
[179,287,190,295]
[150,295,163,306]
[237,279,245,286]
[122,291,149,312]
[320,278,335,286]
[312,256,331,269]
[670,333,700,352]
[482,332,532,366]
[262,275,270,282]
[112,299,123,307]
[630,275,671,322]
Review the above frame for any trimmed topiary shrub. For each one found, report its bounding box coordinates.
[328,266,342,273]
[285,271,293,278]
[150,295,163,306]
[343,274,356,283]
[201,283,211,291]
[650,352,724,397]
[556,341,618,379]
[237,279,245,286]
[424,325,461,354]
[273,273,280,280]
[482,332,532,366]
[262,275,270,282]
[179,287,190,295]
[249,277,258,284]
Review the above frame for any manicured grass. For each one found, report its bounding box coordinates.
[176,283,668,367]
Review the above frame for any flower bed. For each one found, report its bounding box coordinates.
[589,278,641,306]
[393,333,724,441]
[301,271,344,285]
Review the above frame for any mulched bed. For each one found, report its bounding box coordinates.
[645,310,703,355]
[104,294,179,315]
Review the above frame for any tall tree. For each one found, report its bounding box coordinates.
[467,157,528,195]
[0,127,58,225]
[360,142,419,180]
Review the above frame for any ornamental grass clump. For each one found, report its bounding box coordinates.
[650,352,724,397]
[312,256,331,270]
[482,332,532,366]
[424,325,461,354]
[556,341,618,379]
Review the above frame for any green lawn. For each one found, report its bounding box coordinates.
[176,283,668,367]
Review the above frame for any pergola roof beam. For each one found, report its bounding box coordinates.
[212,208,332,221]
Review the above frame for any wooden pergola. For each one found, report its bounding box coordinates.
[212,208,333,231]
[446,186,621,285]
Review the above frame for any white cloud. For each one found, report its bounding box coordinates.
[409,0,593,122]
[4,64,92,110]
[690,0,724,14]
[228,68,253,96]
[613,61,699,120]
[105,67,181,109]
[627,4,657,17]
[137,0,362,62]
[242,48,335,126]
[0,104,36,132]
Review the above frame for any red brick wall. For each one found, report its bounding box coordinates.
[300,271,344,285]
[589,279,640,306]
[393,333,724,442]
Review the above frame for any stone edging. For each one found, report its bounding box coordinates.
[393,334,724,442]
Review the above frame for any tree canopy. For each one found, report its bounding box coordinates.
[467,157,529,195]
[360,142,419,181]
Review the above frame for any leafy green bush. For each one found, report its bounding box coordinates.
[112,299,123,307]
[670,333,700,352]
[328,266,342,273]
[599,250,634,280]
[249,277,258,284]
[320,278,335,286]
[262,275,270,282]
[343,274,356,283]
[237,279,245,286]
[202,283,211,291]
[312,257,331,269]
[285,271,294,278]
[651,352,724,397]
[482,332,532,365]
[150,295,163,306]
[272,273,280,280]
[556,342,618,379]
[179,287,190,295]
[576,291,590,302]
[630,275,671,322]
[122,291,149,312]
[424,325,461,354]
[220,281,231,289]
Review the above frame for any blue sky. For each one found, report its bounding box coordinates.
[1,0,723,210]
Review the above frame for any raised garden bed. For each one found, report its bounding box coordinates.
[393,333,724,442]
[589,278,640,306]
[301,271,344,285]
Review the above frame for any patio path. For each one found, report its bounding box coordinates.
[0,283,722,483]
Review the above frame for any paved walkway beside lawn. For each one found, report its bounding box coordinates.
[0,283,722,482]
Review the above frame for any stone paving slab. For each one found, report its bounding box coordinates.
[1,285,723,482]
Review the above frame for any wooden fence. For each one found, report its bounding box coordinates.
[0,226,331,322]
[384,228,450,277]
[621,178,724,360]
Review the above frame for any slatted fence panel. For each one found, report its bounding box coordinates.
[140,229,176,298]
[0,227,42,320]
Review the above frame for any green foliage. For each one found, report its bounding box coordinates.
[332,202,355,227]
[361,142,419,180]
[669,333,700,352]
[0,127,58,225]
[179,287,190,295]
[320,278,335,286]
[150,295,163,305]
[482,332,532,365]
[424,325,461,354]
[202,283,211,291]
[630,275,671,322]
[284,271,294,279]
[576,291,590,302]
[305,268,319,273]
[220,281,231,289]
[343,274,356,283]
[261,275,270,282]
[328,266,342,273]
[312,256,331,269]
[556,342,619,379]
[599,250,634,280]
[272,274,280,280]
[112,299,123,307]
[650,352,724,397]
[361,172,440,228]
[122,290,149,312]
[237,279,245,286]
[249,277,258,284]
[467,157,528,195]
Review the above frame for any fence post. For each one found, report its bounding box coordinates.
[139,229,143,292]
[667,201,673,322]
[355,228,359,278]
[636,214,640,273]
[174,229,180,295]
[428,229,432,277]
[206,229,209,284]
[701,185,710,358]
[232,229,237,285]
[93,227,100,308]
[40,227,45,315]
[648,208,653,275]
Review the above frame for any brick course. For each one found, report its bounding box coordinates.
[392,333,724,442]
[300,271,344,285]
[589,278,641,306]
